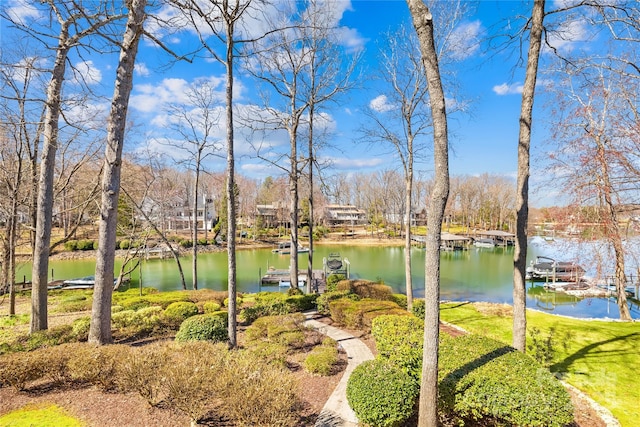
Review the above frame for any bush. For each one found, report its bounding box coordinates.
[164,301,199,325]
[77,239,95,251]
[347,358,419,427]
[71,317,91,340]
[326,274,346,292]
[329,298,408,330]
[438,334,574,427]
[175,312,228,343]
[371,315,424,376]
[64,240,78,251]
[202,300,221,313]
[119,240,131,250]
[411,298,425,319]
[67,343,128,390]
[303,340,339,376]
[118,342,172,406]
[391,293,407,309]
[315,290,356,315]
[244,313,306,347]
[239,292,314,323]
[179,239,192,248]
[218,351,300,426]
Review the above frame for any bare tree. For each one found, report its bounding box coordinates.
[89,0,148,345]
[407,1,450,425]
[547,67,638,320]
[0,1,122,333]
[362,23,431,312]
[298,0,360,293]
[163,80,223,290]
[173,0,257,348]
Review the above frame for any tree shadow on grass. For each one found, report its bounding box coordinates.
[550,332,640,377]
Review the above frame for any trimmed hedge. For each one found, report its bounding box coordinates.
[175,312,228,343]
[368,314,574,426]
[439,334,574,427]
[328,298,409,330]
[371,315,424,376]
[164,301,199,325]
[346,358,419,427]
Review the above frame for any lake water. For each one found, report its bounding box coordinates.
[14,240,640,320]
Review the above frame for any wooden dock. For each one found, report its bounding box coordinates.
[260,268,326,292]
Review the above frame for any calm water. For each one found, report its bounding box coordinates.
[14,243,640,320]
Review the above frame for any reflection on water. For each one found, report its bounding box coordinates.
[14,243,639,319]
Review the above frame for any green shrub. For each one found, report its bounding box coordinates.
[303,343,339,376]
[411,298,425,319]
[71,317,91,340]
[119,240,131,250]
[244,313,306,345]
[77,239,95,251]
[115,290,190,310]
[329,298,407,330]
[315,290,356,315]
[239,292,310,324]
[64,240,78,251]
[391,293,407,309]
[371,315,424,376]
[175,312,228,343]
[438,334,574,427]
[244,341,289,368]
[179,239,192,248]
[347,358,419,427]
[326,274,346,292]
[202,300,221,313]
[164,301,199,325]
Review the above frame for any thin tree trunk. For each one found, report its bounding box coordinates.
[307,105,314,294]
[405,169,414,312]
[192,167,199,290]
[597,143,632,320]
[513,0,545,353]
[407,1,450,425]
[89,0,147,345]
[289,124,299,290]
[31,25,71,333]
[225,10,238,349]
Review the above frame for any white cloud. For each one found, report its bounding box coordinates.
[448,20,483,61]
[545,19,591,53]
[493,82,524,96]
[72,60,102,86]
[5,0,42,25]
[135,63,151,77]
[369,95,395,113]
[325,156,385,170]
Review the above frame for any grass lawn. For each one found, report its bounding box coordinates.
[440,302,640,427]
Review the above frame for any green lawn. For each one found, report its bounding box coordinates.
[440,302,640,427]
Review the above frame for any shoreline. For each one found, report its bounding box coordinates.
[15,235,407,262]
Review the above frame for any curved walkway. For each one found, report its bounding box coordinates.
[303,311,374,427]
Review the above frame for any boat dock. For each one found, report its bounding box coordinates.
[260,268,326,292]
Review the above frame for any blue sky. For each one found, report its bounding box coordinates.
[2,0,600,206]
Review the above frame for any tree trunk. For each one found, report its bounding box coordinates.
[225,14,238,349]
[30,25,71,333]
[89,0,147,345]
[405,168,414,312]
[597,144,632,320]
[513,0,545,353]
[407,1,450,425]
[289,124,299,290]
[192,165,199,290]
